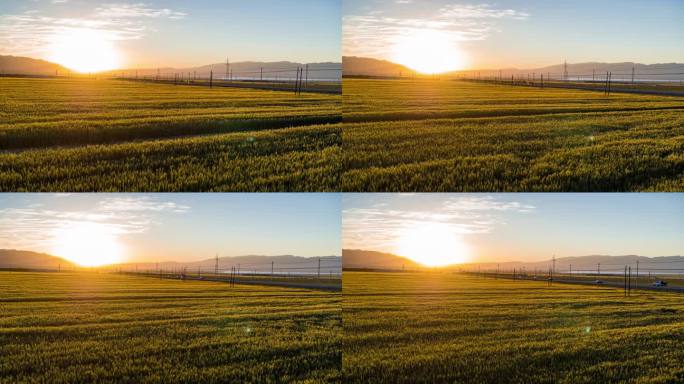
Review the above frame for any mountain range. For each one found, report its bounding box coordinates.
[0,55,70,76]
[343,56,684,80]
[0,249,76,270]
[343,249,423,270]
[0,249,341,273]
[342,249,684,273]
[0,55,341,80]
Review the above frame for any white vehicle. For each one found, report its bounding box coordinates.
[652,280,668,288]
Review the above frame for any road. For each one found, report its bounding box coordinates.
[126,272,342,292]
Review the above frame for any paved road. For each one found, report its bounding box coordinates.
[490,274,684,293]
[544,82,684,97]
[462,79,684,97]
[129,272,342,292]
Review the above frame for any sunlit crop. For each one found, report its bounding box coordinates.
[0,272,341,383]
[0,77,341,191]
[343,271,684,383]
[342,79,684,191]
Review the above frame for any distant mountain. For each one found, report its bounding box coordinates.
[459,255,684,274]
[115,255,341,274]
[452,62,684,81]
[344,56,684,81]
[343,249,423,271]
[343,56,417,78]
[106,61,342,81]
[0,55,70,76]
[0,249,76,270]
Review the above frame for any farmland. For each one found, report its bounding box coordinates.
[0,77,341,191]
[343,271,684,384]
[342,79,684,191]
[0,272,341,383]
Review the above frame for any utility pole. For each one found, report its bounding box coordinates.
[563,60,568,81]
[552,255,556,275]
[631,65,635,84]
[226,57,230,81]
[271,261,274,276]
[636,257,639,287]
[598,262,601,276]
[215,253,218,275]
[318,258,321,279]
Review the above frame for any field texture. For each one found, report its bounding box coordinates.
[0,77,341,191]
[343,272,684,384]
[0,272,341,383]
[342,79,684,191]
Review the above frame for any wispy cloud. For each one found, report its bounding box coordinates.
[0,2,186,57]
[96,3,186,20]
[0,196,190,253]
[342,195,535,251]
[343,2,529,58]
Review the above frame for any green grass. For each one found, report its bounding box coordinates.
[0,77,341,191]
[342,79,684,191]
[343,272,684,384]
[0,272,341,383]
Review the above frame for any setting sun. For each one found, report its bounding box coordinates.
[47,29,122,73]
[391,30,466,74]
[51,222,124,267]
[395,223,469,267]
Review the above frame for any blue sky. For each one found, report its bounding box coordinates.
[344,0,683,69]
[0,0,341,68]
[0,193,341,264]
[343,194,684,262]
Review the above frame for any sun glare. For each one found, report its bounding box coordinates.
[47,29,122,73]
[391,30,467,74]
[395,223,470,267]
[51,222,124,267]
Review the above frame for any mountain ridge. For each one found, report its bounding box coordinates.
[343,56,684,80]
[343,249,684,271]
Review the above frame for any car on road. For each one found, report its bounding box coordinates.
[595,280,604,285]
[652,280,668,287]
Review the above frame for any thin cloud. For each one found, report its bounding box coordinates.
[0,196,190,253]
[0,2,186,57]
[342,195,535,251]
[343,2,530,58]
[96,3,187,20]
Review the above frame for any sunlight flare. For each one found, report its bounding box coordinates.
[390,29,467,74]
[395,222,470,267]
[47,28,122,73]
[51,222,124,267]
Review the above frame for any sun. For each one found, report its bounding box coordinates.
[51,222,124,267]
[395,222,470,267]
[391,29,467,74]
[47,28,122,73]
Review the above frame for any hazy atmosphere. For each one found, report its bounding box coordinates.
[343,194,684,266]
[0,0,341,72]
[0,193,341,266]
[343,0,683,72]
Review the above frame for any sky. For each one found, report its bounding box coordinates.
[0,193,341,266]
[343,0,684,70]
[0,0,341,70]
[343,194,684,265]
